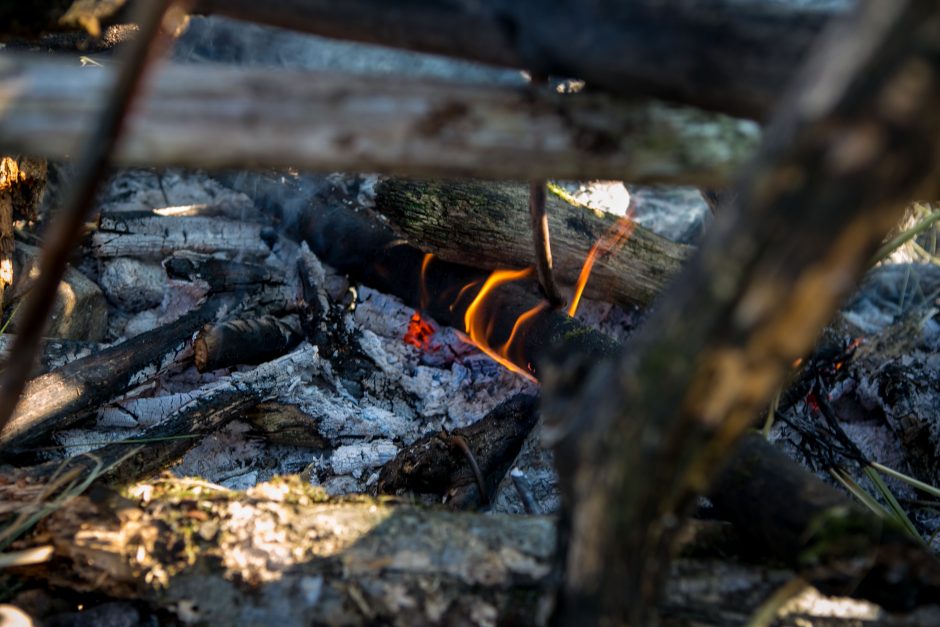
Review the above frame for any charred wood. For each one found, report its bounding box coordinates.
[19,346,316,484]
[193,315,303,372]
[0,336,102,377]
[376,393,539,510]
[164,251,283,292]
[194,0,842,120]
[373,178,690,307]
[92,211,272,260]
[0,295,231,455]
[0,52,758,185]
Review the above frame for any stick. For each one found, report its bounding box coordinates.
[547,3,940,622]
[0,0,173,443]
[0,52,759,185]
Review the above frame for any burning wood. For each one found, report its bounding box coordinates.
[371,178,688,308]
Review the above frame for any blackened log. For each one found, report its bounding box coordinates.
[193,315,303,372]
[376,393,539,509]
[0,295,231,455]
[164,252,283,293]
[545,2,940,623]
[196,0,843,120]
[373,178,690,307]
[0,52,758,185]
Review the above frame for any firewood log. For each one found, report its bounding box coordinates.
[372,178,691,307]
[0,52,758,185]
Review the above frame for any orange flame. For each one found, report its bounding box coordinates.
[567,208,637,317]
[462,267,538,381]
[419,253,433,310]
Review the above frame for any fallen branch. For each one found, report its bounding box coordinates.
[0,52,758,185]
[11,474,936,625]
[372,178,690,307]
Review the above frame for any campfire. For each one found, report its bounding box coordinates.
[2,2,940,625]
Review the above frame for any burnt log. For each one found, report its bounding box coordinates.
[0,336,102,377]
[373,178,690,307]
[543,2,940,623]
[195,0,843,120]
[193,315,303,372]
[225,170,940,613]
[164,251,284,292]
[376,393,539,509]
[19,345,316,484]
[0,295,231,455]
[0,52,758,185]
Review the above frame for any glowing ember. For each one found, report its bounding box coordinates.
[462,267,538,381]
[403,311,438,352]
[568,208,637,317]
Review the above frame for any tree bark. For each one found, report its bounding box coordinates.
[194,0,843,120]
[0,52,758,185]
[373,178,691,307]
[544,2,940,623]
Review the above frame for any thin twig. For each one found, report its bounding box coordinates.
[0,0,174,437]
[528,180,565,308]
[446,433,489,506]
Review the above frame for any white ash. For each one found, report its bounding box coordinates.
[99,257,166,312]
[97,392,203,428]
